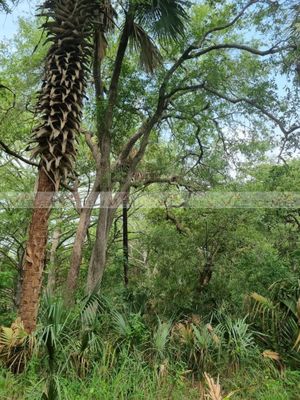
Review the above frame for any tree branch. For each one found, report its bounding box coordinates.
[105,13,132,133]
[166,83,205,99]
[203,86,300,136]
[164,201,190,235]
[188,43,295,60]
[83,130,101,168]
[157,1,287,98]
[0,139,38,167]
[199,0,261,45]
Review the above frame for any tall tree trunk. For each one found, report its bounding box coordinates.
[46,226,61,296]
[19,167,55,333]
[85,13,133,294]
[64,25,105,303]
[86,193,115,294]
[65,186,99,304]
[123,193,129,287]
[18,1,111,331]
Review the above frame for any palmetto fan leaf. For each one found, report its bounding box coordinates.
[249,280,300,360]
[0,318,35,373]
[135,0,189,42]
[29,0,115,185]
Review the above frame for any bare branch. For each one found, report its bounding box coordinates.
[164,201,190,235]
[116,94,167,168]
[199,0,260,45]
[117,119,151,166]
[212,119,229,156]
[131,175,180,187]
[188,43,295,60]
[105,14,132,133]
[203,86,300,136]
[0,139,39,167]
[72,177,82,214]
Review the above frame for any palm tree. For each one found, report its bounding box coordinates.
[19,0,114,333]
[0,0,16,12]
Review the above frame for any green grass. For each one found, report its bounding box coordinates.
[1,363,300,400]
[1,296,300,400]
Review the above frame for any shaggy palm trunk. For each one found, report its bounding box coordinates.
[19,168,55,333]
[18,0,108,332]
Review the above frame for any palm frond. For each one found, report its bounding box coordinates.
[111,310,131,339]
[129,22,162,73]
[0,318,35,373]
[81,292,107,326]
[248,281,300,360]
[135,0,189,42]
[152,318,171,359]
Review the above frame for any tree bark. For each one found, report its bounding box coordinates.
[65,187,99,304]
[46,226,61,296]
[86,193,115,294]
[19,167,55,333]
[123,194,129,287]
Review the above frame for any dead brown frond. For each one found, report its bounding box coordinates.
[130,22,162,74]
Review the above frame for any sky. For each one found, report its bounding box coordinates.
[0,0,38,40]
[0,0,297,163]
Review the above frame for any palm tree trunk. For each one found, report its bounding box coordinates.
[19,167,54,333]
[18,0,113,331]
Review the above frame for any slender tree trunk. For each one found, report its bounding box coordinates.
[14,245,26,310]
[46,227,61,296]
[85,14,134,295]
[65,186,98,306]
[198,258,213,291]
[123,193,129,287]
[86,193,115,294]
[19,167,55,333]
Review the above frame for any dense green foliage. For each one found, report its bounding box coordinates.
[0,0,300,398]
[1,293,300,399]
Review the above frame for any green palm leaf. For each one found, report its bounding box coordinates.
[135,0,189,42]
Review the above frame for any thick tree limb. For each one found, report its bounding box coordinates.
[164,201,190,235]
[105,14,132,134]
[116,92,167,168]
[166,83,205,99]
[131,175,180,188]
[188,43,295,60]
